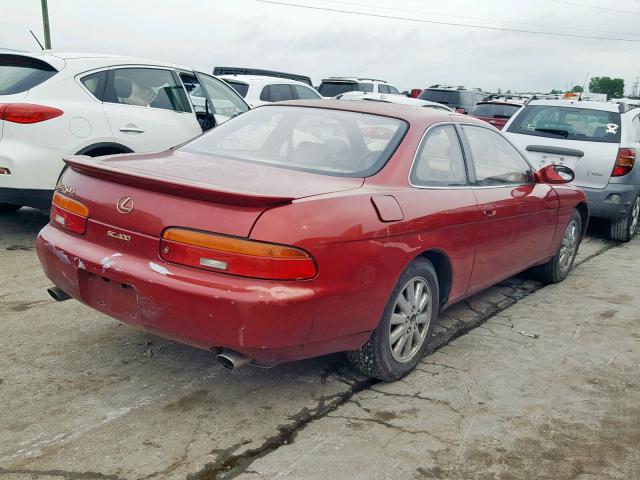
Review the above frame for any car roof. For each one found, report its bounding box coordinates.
[321,77,389,84]
[270,99,476,126]
[7,50,193,72]
[219,75,313,87]
[527,99,620,112]
[476,100,524,107]
[335,92,452,110]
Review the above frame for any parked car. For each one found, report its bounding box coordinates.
[213,66,313,87]
[334,91,452,111]
[469,97,525,130]
[504,99,640,241]
[218,74,321,107]
[38,100,586,381]
[0,50,249,213]
[418,85,485,114]
[318,77,400,98]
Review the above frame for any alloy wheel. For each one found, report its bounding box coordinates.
[559,219,579,272]
[388,277,432,363]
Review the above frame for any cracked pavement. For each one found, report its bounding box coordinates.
[1,210,637,479]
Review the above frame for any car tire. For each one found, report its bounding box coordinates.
[610,195,640,242]
[348,258,439,382]
[532,208,581,284]
[0,203,22,214]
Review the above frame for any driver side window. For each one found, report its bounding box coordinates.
[461,125,532,185]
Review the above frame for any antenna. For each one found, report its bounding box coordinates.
[30,29,45,50]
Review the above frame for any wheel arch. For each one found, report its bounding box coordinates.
[414,248,452,307]
[75,142,133,157]
[575,201,589,237]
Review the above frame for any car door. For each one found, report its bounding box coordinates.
[102,67,202,152]
[405,124,480,303]
[459,123,559,292]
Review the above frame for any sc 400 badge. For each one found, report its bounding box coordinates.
[107,230,131,242]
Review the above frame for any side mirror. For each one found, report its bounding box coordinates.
[537,164,575,184]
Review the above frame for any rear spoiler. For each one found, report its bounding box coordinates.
[64,155,295,208]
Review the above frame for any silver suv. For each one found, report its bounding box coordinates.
[504,99,640,241]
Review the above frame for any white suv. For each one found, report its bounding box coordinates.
[0,50,249,212]
[504,99,640,241]
[218,74,321,107]
[318,77,400,98]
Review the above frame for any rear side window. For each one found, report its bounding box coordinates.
[410,125,467,187]
[507,105,622,143]
[292,84,321,99]
[632,115,640,142]
[0,55,57,95]
[378,85,390,94]
[225,81,249,98]
[471,103,520,119]
[80,71,108,100]
[461,125,532,185]
[388,85,400,95]
[104,68,191,112]
[261,84,294,102]
[318,82,357,96]
[418,90,459,105]
[358,83,373,92]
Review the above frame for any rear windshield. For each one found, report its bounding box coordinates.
[418,90,460,105]
[471,103,520,119]
[224,80,249,98]
[0,55,58,95]
[507,105,622,143]
[181,105,408,177]
[318,82,358,97]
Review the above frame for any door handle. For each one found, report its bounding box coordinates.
[119,127,145,133]
[483,206,497,217]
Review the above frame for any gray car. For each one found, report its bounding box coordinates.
[504,99,640,241]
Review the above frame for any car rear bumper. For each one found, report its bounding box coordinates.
[0,187,54,209]
[580,184,640,221]
[36,224,328,364]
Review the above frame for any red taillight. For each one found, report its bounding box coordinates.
[51,193,89,235]
[612,148,636,177]
[0,103,63,124]
[160,228,317,280]
[455,108,465,114]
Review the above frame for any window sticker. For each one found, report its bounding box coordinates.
[606,123,619,134]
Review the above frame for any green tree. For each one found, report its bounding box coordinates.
[571,85,584,93]
[588,77,624,98]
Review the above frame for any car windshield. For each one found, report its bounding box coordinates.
[507,105,622,143]
[0,55,58,95]
[418,90,459,105]
[181,105,408,177]
[318,82,358,97]
[471,103,521,118]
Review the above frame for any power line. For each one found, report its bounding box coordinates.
[321,0,629,36]
[549,0,640,15]
[254,0,640,42]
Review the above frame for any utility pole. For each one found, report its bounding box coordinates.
[41,0,51,49]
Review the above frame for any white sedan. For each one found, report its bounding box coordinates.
[334,91,452,111]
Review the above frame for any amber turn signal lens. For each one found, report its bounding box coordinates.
[52,192,89,217]
[162,228,309,259]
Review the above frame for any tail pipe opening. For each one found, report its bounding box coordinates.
[47,286,71,302]
[216,349,252,370]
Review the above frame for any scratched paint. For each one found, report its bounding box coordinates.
[148,262,172,276]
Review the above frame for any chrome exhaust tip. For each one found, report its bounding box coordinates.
[216,350,252,370]
[47,286,71,302]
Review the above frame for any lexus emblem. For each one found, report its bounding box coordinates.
[116,196,134,214]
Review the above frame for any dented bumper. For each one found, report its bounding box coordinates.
[36,224,318,364]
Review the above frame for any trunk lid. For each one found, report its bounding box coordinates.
[507,133,619,189]
[63,150,363,240]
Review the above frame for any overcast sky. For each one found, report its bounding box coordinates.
[2,0,639,93]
